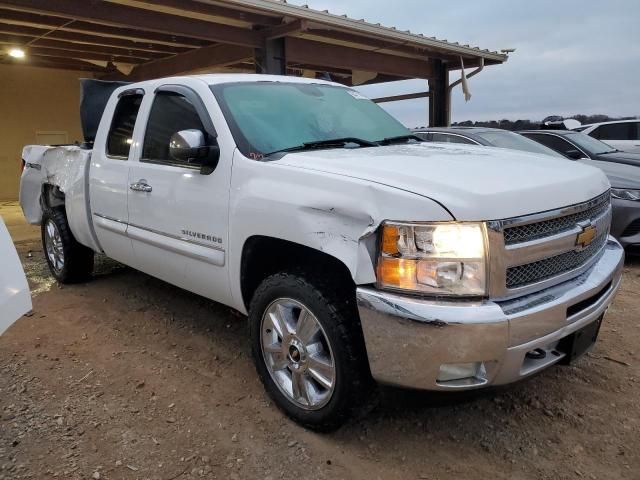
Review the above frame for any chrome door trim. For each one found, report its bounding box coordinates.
[93,212,127,235]
[127,221,225,253]
[93,213,226,256]
[127,224,225,266]
[415,131,482,145]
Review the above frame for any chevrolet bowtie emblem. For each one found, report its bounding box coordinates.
[576,224,597,248]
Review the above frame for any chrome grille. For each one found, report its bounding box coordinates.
[489,191,613,298]
[506,232,607,289]
[503,191,610,245]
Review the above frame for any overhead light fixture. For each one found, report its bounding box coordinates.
[8,48,25,59]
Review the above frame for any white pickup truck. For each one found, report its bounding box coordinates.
[20,74,623,430]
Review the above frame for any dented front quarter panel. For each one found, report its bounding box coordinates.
[228,151,453,313]
[19,145,100,252]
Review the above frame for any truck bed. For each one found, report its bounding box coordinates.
[19,144,100,252]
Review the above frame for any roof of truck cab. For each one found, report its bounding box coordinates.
[123,73,342,91]
[195,73,339,86]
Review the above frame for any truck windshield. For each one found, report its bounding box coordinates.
[210,82,410,159]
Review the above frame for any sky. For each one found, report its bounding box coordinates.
[290,0,640,127]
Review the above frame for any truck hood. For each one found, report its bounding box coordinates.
[275,143,610,220]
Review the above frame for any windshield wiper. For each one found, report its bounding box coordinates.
[375,134,423,145]
[265,137,377,156]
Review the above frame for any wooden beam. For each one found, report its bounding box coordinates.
[18,45,147,64]
[136,0,282,26]
[264,19,307,40]
[0,19,192,54]
[305,28,460,63]
[285,38,433,79]
[0,8,208,48]
[1,55,108,72]
[128,44,253,80]
[372,91,431,103]
[0,33,164,59]
[0,0,263,47]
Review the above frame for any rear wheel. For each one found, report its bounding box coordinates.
[41,207,94,283]
[249,272,372,431]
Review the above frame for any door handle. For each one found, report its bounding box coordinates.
[129,180,152,193]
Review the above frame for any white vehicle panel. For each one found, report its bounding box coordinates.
[273,143,611,220]
[124,78,234,305]
[578,120,640,154]
[89,90,137,266]
[20,145,100,252]
[0,218,32,335]
[226,149,455,312]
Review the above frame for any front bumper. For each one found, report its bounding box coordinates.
[357,238,624,391]
[611,198,640,248]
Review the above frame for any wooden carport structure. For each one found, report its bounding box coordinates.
[0,0,508,126]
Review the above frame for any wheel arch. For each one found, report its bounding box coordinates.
[240,235,359,311]
[40,183,66,212]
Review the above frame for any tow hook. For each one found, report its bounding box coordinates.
[525,348,547,360]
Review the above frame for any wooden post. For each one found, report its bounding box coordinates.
[255,37,286,75]
[428,59,450,127]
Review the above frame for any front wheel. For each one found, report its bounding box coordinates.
[249,272,372,431]
[41,207,94,283]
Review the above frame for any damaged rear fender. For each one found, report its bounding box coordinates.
[19,145,100,252]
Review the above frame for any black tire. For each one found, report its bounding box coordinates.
[41,207,94,283]
[249,271,373,431]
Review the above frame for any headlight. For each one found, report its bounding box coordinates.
[611,188,640,201]
[377,222,487,296]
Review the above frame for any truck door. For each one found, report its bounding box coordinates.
[126,83,232,305]
[89,89,143,266]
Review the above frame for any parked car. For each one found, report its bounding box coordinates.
[0,217,32,335]
[520,129,640,249]
[415,128,640,250]
[574,120,640,154]
[519,129,640,167]
[413,126,564,157]
[20,75,623,430]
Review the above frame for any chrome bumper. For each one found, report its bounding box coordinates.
[357,238,624,391]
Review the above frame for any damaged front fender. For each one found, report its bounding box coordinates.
[228,152,454,312]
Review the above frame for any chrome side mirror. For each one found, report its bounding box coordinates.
[169,129,207,162]
[169,129,220,174]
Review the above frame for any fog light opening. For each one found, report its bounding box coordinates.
[437,361,486,383]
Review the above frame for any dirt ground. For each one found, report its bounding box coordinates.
[1,204,639,480]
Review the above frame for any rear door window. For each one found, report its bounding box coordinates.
[106,94,143,159]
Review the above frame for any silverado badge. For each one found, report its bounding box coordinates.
[576,224,597,248]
